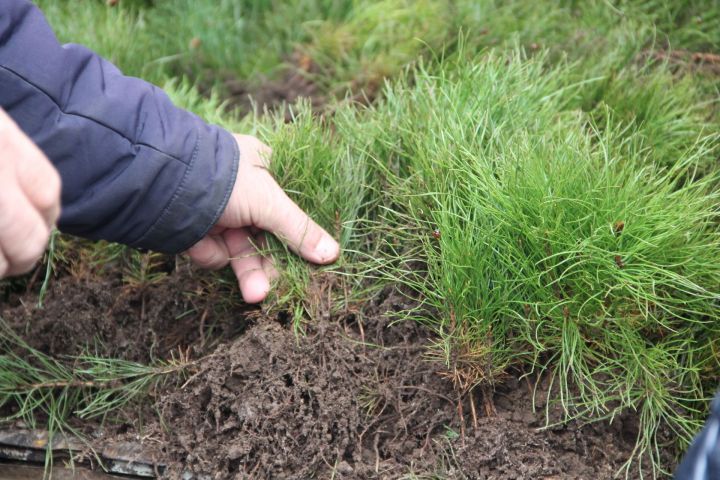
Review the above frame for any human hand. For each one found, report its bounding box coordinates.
[0,108,62,279]
[186,134,340,303]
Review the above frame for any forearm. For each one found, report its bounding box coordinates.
[0,0,238,253]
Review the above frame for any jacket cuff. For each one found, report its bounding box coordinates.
[131,126,239,254]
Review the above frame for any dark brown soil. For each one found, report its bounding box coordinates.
[1,261,246,363]
[1,261,666,479]
[217,53,327,120]
[217,52,381,120]
[224,70,325,120]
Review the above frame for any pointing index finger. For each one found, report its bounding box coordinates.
[258,184,340,265]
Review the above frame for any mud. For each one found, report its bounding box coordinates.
[2,265,667,479]
[147,288,645,479]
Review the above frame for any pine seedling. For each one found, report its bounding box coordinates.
[0,319,193,468]
[368,51,720,474]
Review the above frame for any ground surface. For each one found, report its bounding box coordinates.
[5,3,716,477]
[1,265,658,479]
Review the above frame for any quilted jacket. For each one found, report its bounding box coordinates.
[0,0,238,253]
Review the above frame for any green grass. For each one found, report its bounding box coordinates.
[0,319,191,470]
[365,53,720,475]
[3,0,720,477]
[249,46,719,475]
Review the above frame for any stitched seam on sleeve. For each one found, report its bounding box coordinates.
[130,133,202,248]
[0,64,187,165]
[138,130,239,253]
[196,131,239,242]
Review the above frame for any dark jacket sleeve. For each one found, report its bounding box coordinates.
[0,0,239,254]
[674,392,720,479]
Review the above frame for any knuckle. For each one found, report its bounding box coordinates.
[34,167,62,212]
[186,247,207,266]
[188,242,226,270]
[244,136,272,163]
[11,259,37,276]
[10,253,42,276]
[194,251,217,268]
[26,228,50,262]
[209,252,229,270]
[0,198,26,229]
[0,196,20,231]
[12,220,49,269]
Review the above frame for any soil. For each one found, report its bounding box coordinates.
[3,40,713,480]
[214,53,327,120]
[216,52,380,120]
[224,69,325,121]
[1,261,247,363]
[0,258,666,479]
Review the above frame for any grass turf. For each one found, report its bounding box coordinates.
[2,0,720,476]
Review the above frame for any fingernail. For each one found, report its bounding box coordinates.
[316,236,339,263]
